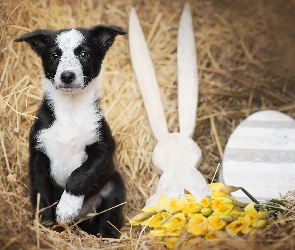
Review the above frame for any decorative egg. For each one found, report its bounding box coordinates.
[220,110,295,201]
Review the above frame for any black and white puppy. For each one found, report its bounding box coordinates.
[15,25,126,238]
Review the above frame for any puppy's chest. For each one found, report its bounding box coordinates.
[38,105,101,188]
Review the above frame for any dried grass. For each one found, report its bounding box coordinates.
[1,0,295,249]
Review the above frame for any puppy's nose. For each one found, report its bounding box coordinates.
[61,71,76,84]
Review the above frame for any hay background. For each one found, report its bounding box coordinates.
[1,0,295,249]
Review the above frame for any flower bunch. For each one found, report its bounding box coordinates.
[129,182,282,249]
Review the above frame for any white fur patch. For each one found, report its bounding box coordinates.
[38,77,102,188]
[54,29,85,89]
[56,191,84,222]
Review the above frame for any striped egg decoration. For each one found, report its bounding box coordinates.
[220,110,295,202]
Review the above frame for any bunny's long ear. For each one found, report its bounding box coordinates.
[89,25,126,52]
[14,29,56,56]
[129,8,168,141]
[177,4,199,138]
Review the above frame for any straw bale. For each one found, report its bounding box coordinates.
[1,0,295,249]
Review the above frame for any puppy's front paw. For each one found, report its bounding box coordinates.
[56,191,84,223]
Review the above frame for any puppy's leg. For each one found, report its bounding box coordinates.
[30,150,59,225]
[77,171,126,238]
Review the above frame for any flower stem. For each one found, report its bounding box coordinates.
[240,188,260,205]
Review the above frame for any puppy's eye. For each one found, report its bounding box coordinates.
[50,53,59,61]
[80,51,90,59]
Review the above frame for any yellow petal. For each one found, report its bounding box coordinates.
[208,215,227,230]
[167,198,185,213]
[225,217,249,236]
[186,214,208,236]
[163,213,187,232]
[157,194,171,210]
[129,212,153,225]
[182,201,202,215]
[201,196,212,208]
[165,237,179,249]
[208,182,227,198]
[142,206,158,213]
[211,197,234,213]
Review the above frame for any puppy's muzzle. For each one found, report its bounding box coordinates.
[61,71,76,84]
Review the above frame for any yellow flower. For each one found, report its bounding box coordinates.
[244,203,258,226]
[186,214,208,236]
[143,212,170,228]
[225,217,250,236]
[163,213,187,232]
[208,215,227,230]
[167,198,186,213]
[129,212,154,225]
[205,230,229,240]
[142,206,158,213]
[182,201,202,216]
[244,202,257,214]
[208,182,227,198]
[205,231,217,240]
[211,197,234,213]
[165,237,179,249]
[157,194,171,210]
[229,207,245,218]
[201,196,211,208]
[184,193,197,203]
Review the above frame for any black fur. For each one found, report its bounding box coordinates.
[15,25,126,238]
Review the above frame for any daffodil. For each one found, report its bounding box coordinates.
[142,206,159,213]
[186,213,208,236]
[182,201,202,216]
[208,182,227,198]
[163,213,187,232]
[165,237,179,249]
[225,217,250,236]
[167,198,185,213]
[229,207,245,218]
[201,196,211,208]
[205,230,229,240]
[143,211,170,228]
[129,212,154,225]
[184,193,197,203]
[211,197,234,213]
[244,203,258,226]
[208,215,227,230]
[157,194,172,211]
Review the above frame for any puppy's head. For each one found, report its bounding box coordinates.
[15,25,126,92]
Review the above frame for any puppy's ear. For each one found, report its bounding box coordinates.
[89,25,126,52]
[15,29,55,56]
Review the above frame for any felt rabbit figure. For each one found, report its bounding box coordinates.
[129,4,209,206]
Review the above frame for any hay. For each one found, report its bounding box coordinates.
[1,0,295,249]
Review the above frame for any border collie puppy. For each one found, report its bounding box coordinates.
[15,25,126,238]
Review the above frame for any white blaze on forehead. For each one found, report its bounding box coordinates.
[54,29,85,89]
[56,29,85,51]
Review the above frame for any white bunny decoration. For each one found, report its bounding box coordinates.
[129,4,209,206]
